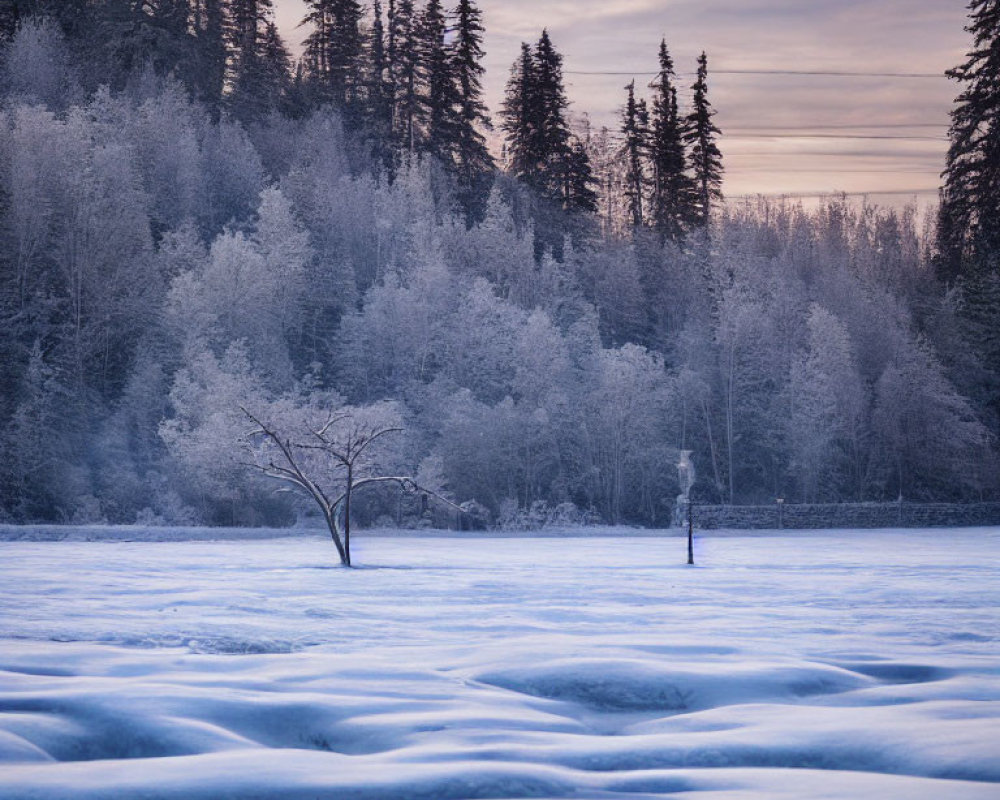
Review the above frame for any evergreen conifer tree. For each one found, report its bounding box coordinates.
[302,0,364,120]
[648,40,693,240]
[1,0,88,40]
[0,1,22,41]
[501,42,537,181]
[501,31,595,214]
[939,0,1000,283]
[229,0,269,102]
[452,0,494,211]
[196,0,228,113]
[564,136,598,213]
[684,51,723,227]
[939,1,1000,428]
[533,29,572,201]
[228,0,290,121]
[389,0,420,153]
[95,0,196,86]
[622,80,648,228]
[416,0,460,165]
[368,0,395,176]
[258,20,291,112]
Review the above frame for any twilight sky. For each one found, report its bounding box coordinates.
[273,0,969,203]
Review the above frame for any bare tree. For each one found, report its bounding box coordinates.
[240,406,456,566]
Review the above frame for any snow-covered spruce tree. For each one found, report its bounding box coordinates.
[939,0,1000,283]
[684,52,723,228]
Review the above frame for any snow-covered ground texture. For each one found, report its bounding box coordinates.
[1,528,998,799]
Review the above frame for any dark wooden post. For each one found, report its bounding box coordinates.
[687,501,694,565]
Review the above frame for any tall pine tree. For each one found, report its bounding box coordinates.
[684,51,723,228]
[501,31,595,214]
[565,136,598,213]
[452,0,494,212]
[416,0,460,165]
[228,0,270,112]
[938,0,1000,429]
[621,80,648,228]
[939,0,1000,283]
[195,0,228,114]
[367,0,395,175]
[533,29,572,203]
[648,39,693,240]
[302,0,365,120]
[501,42,537,182]
[389,0,420,153]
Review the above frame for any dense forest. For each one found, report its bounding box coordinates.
[0,0,998,528]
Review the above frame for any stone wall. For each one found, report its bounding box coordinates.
[687,502,1000,530]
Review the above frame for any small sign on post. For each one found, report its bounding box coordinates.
[676,450,696,566]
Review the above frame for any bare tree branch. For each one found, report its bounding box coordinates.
[239,406,460,567]
[351,427,404,462]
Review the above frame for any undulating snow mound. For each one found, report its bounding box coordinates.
[0,529,998,799]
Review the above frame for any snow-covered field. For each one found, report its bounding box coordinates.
[0,528,998,799]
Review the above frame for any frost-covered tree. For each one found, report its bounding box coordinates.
[241,400,454,565]
[786,306,865,502]
[1,16,79,110]
[160,341,273,523]
[165,188,309,385]
[580,344,675,524]
[872,336,994,499]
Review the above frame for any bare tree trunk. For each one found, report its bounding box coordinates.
[242,408,462,568]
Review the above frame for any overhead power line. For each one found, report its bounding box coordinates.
[729,168,943,174]
[565,68,945,79]
[727,188,940,199]
[730,123,946,131]
[730,133,946,141]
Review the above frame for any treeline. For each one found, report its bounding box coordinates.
[0,6,996,528]
[0,1,721,232]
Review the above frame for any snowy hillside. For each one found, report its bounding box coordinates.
[0,529,998,799]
